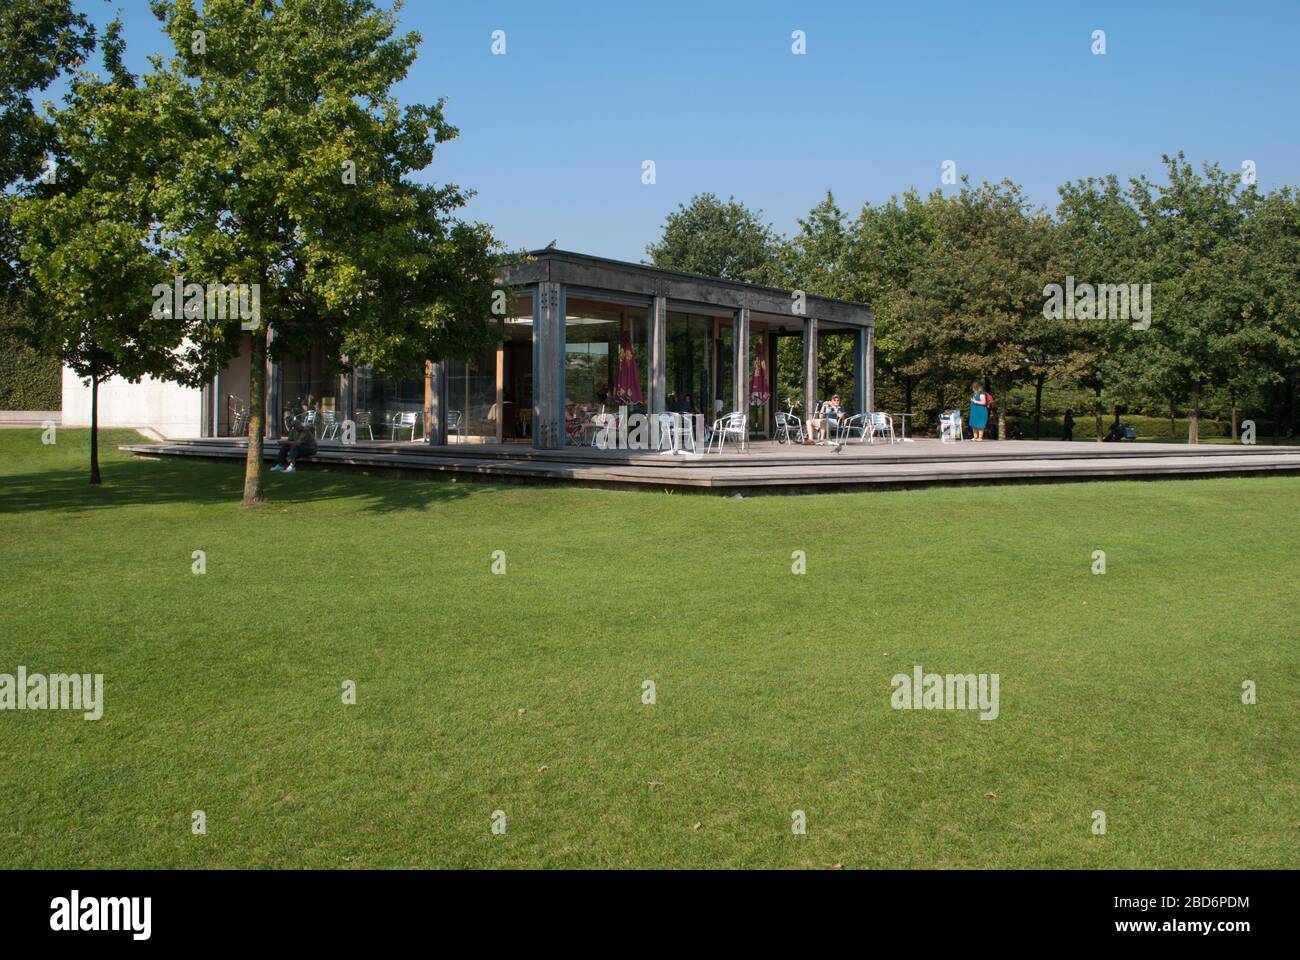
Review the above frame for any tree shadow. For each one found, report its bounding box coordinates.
[0,452,477,516]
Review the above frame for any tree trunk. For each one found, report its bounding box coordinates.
[242,327,268,504]
[1094,385,1103,441]
[996,372,1009,439]
[89,372,101,485]
[1033,372,1044,439]
[1273,383,1282,444]
[1231,402,1238,442]
[1169,398,1176,439]
[1188,382,1200,445]
[903,376,913,416]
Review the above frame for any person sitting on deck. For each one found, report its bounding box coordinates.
[813,394,845,442]
[271,419,317,473]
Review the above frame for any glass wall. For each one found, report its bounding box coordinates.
[501,301,533,441]
[564,298,649,444]
[715,322,734,420]
[748,327,772,437]
[666,312,711,417]
[352,365,426,441]
[446,348,498,442]
[278,344,341,436]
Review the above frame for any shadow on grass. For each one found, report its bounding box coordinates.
[0,452,475,516]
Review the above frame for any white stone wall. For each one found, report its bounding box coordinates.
[61,367,203,439]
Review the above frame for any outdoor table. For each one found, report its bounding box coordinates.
[890,412,914,441]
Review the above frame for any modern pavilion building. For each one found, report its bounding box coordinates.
[61,249,875,447]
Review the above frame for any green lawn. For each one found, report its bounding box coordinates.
[0,429,1296,869]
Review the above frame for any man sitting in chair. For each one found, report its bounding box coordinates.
[271,418,317,473]
[814,394,845,443]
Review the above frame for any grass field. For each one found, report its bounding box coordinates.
[0,428,1296,869]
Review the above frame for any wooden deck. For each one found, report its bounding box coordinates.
[119,436,1300,493]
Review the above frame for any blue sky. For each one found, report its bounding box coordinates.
[68,1,1300,261]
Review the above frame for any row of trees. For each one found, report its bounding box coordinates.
[647,164,1300,442]
[3,0,505,496]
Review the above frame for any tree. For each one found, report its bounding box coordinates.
[1245,187,1300,442]
[778,192,854,408]
[0,0,96,292]
[145,0,504,504]
[646,193,783,284]
[897,180,1051,438]
[846,189,942,416]
[1128,154,1255,443]
[13,22,183,484]
[1054,175,1145,440]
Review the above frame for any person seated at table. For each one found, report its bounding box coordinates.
[271,418,317,473]
[814,394,845,441]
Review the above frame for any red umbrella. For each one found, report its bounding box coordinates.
[611,324,643,404]
[749,353,770,406]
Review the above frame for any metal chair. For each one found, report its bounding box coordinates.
[774,410,804,444]
[707,412,747,454]
[657,413,678,452]
[867,411,896,444]
[320,408,339,441]
[939,409,963,443]
[228,395,249,437]
[589,412,617,449]
[354,410,374,440]
[446,410,462,440]
[838,413,866,442]
[392,410,419,441]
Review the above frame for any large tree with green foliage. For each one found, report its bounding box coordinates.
[844,189,942,415]
[1054,175,1146,439]
[0,0,96,291]
[13,22,186,484]
[143,0,504,504]
[1243,186,1300,442]
[646,193,784,284]
[1127,154,1258,443]
[895,180,1052,437]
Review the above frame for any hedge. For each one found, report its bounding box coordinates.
[0,321,61,410]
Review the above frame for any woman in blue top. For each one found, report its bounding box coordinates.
[968,381,990,441]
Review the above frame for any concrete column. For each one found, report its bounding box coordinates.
[853,328,867,416]
[802,316,818,422]
[532,281,565,449]
[650,294,667,412]
[733,306,750,416]
[427,360,448,445]
[865,325,876,413]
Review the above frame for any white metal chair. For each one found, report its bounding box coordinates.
[676,413,698,454]
[446,410,462,440]
[354,410,374,440]
[707,412,747,454]
[867,411,897,444]
[320,408,339,440]
[837,412,867,442]
[657,413,678,452]
[392,410,419,441]
[774,410,804,444]
[939,409,963,443]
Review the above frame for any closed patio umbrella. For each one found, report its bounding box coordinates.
[611,325,643,405]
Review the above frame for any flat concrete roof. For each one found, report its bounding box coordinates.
[502,248,873,329]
